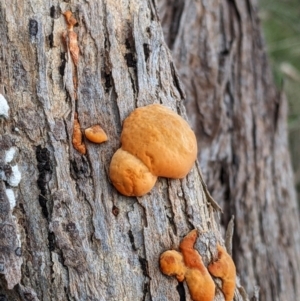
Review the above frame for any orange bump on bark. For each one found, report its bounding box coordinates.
[85,125,108,144]
[160,250,186,282]
[63,10,78,30]
[109,104,197,196]
[160,230,215,301]
[121,104,197,178]
[109,149,157,196]
[179,230,207,273]
[208,244,236,301]
[72,113,86,155]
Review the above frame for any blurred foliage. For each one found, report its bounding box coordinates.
[259,0,300,197]
[259,0,300,83]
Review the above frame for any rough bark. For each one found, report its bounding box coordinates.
[0,1,246,301]
[158,0,300,300]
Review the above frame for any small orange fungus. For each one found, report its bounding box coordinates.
[85,125,108,144]
[72,113,86,155]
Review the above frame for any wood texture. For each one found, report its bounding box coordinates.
[158,0,300,300]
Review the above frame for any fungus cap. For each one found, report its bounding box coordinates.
[109,148,157,196]
[208,244,236,301]
[208,244,236,278]
[85,125,108,143]
[121,104,197,178]
[160,250,186,281]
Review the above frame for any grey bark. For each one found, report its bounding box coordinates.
[158,0,300,301]
[0,1,245,301]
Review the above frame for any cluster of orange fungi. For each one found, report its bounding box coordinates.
[63,11,108,154]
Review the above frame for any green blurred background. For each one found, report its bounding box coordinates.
[259,0,300,198]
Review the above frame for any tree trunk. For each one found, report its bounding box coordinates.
[0,1,241,301]
[158,0,300,300]
[0,1,299,301]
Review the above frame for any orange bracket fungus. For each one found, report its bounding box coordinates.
[72,113,86,155]
[160,230,215,301]
[110,149,157,197]
[109,104,197,196]
[208,244,236,301]
[85,125,108,144]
